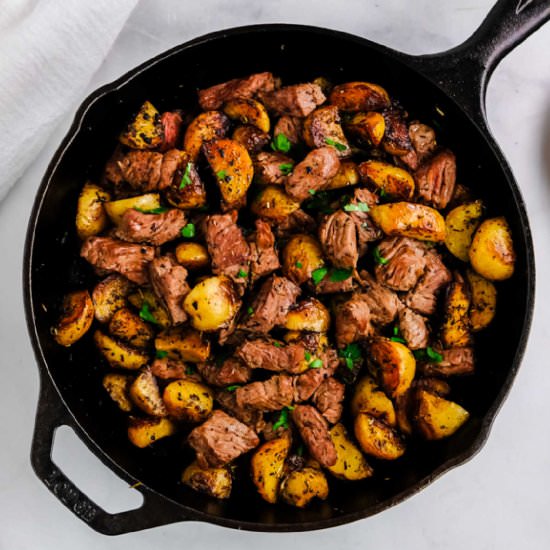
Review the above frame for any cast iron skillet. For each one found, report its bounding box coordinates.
[24,0,548,535]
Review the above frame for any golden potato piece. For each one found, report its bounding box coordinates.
[280,467,329,508]
[174,242,210,270]
[108,307,155,348]
[183,110,230,161]
[53,290,95,347]
[444,200,484,261]
[283,298,330,332]
[370,202,446,242]
[165,157,208,210]
[129,369,167,417]
[327,423,373,481]
[394,392,414,437]
[350,375,396,426]
[358,160,414,200]
[346,111,386,146]
[93,330,149,370]
[251,437,291,503]
[104,193,161,226]
[441,274,472,348]
[183,276,241,332]
[469,217,515,281]
[155,326,210,363]
[128,417,176,448]
[354,413,406,460]
[281,233,325,285]
[415,389,470,440]
[163,379,213,422]
[128,289,171,329]
[203,138,254,211]
[369,338,416,398]
[102,373,134,412]
[119,101,163,149]
[92,274,134,323]
[250,185,300,221]
[75,182,111,240]
[466,269,497,332]
[329,81,390,112]
[325,161,360,190]
[223,98,270,133]
[182,461,232,499]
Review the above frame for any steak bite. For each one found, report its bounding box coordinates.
[291,405,337,467]
[292,351,338,402]
[312,377,345,424]
[334,294,371,347]
[188,410,260,468]
[419,347,474,377]
[397,307,429,350]
[159,111,184,152]
[216,390,266,432]
[414,149,456,209]
[150,357,188,380]
[260,83,326,117]
[319,210,358,269]
[236,338,307,374]
[198,71,279,110]
[347,187,382,255]
[248,219,280,284]
[382,108,413,156]
[273,115,303,145]
[232,125,271,153]
[303,105,351,157]
[235,375,294,411]
[272,209,317,239]
[357,271,400,326]
[196,357,252,387]
[80,237,155,285]
[114,208,186,246]
[254,151,294,185]
[400,122,438,170]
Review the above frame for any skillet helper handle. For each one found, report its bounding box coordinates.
[31,374,188,535]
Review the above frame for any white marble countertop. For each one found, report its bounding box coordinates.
[1,1,550,548]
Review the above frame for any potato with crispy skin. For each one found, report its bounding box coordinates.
[223,98,270,133]
[346,111,386,146]
[108,307,154,348]
[466,269,497,331]
[165,156,207,210]
[53,290,95,346]
[92,275,134,323]
[351,375,396,426]
[127,417,176,448]
[94,330,149,370]
[329,81,390,112]
[283,298,330,332]
[129,369,167,417]
[128,289,171,329]
[282,234,325,285]
[102,373,134,412]
[119,101,163,149]
[155,326,211,363]
[182,461,232,499]
[441,274,472,348]
[325,161,360,190]
[163,379,213,422]
[75,182,111,240]
[104,193,161,225]
[354,413,406,460]
[183,111,230,160]
[280,467,329,508]
[175,242,210,270]
[445,200,484,261]
[327,423,373,481]
[251,437,291,503]
[250,185,300,221]
[358,160,415,200]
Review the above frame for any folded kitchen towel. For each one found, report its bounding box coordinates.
[0,0,139,202]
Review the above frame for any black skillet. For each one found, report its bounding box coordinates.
[24,0,549,535]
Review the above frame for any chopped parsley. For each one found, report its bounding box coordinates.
[330,268,352,282]
[308,189,317,196]
[325,137,347,151]
[186,365,196,375]
[273,341,284,348]
[139,301,158,325]
[304,351,312,361]
[179,162,193,189]
[216,169,227,180]
[413,347,443,363]
[237,269,248,278]
[247,306,254,316]
[134,206,169,214]
[390,336,407,344]
[373,246,389,265]
[155,349,168,359]
[339,343,362,371]
[304,190,333,214]
[296,444,305,457]
[270,133,291,153]
[311,267,328,285]
[279,162,294,175]
[225,385,241,392]
[295,261,303,269]
[273,406,294,430]
[181,223,195,238]
[308,358,324,369]
[393,325,400,336]
[343,201,369,213]
[379,188,387,198]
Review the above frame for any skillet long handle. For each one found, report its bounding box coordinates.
[405,0,550,121]
[31,373,189,535]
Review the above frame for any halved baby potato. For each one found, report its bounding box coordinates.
[104,193,161,226]
[127,416,177,448]
[282,233,325,285]
[329,81,391,112]
[53,290,95,347]
[466,269,497,332]
[174,242,210,270]
[163,379,213,422]
[129,369,167,417]
[350,375,397,426]
[279,467,329,508]
[119,101,163,149]
[327,423,373,481]
[154,326,211,363]
[183,110,230,161]
[250,185,301,221]
[94,330,149,370]
[283,298,331,332]
[182,461,232,499]
[444,200,484,261]
[75,182,111,240]
[251,437,291,503]
[92,274,134,323]
[223,98,270,133]
[440,274,472,349]
[354,413,405,460]
[128,289,171,329]
[108,307,155,348]
[346,111,386,146]
[102,373,134,412]
[358,160,415,200]
[325,161,360,190]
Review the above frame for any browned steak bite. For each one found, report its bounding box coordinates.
[196,357,251,387]
[114,208,186,246]
[236,338,307,374]
[334,294,371,347]
[188,410,260,468]
[419,347,474,377]
[235,375,294,411]
[148,255,190,325]
[150,357,188,380]
[314,273,355,294]
[303,105,351,157]
[260,83,326,117]
[216,391,265,433]
[347,187,382,255]
[357,271,400,326]
[204,211,250,287]
[159,111,184,152]
[401,122,437,170]
[319,210,358,269]
[272,209,316,239]
[414,149,456,209]
[158,149,185,190]
[198,72,279,110]
[80,237,154,285]
[313,377,345,424]
[382,108,413,156]
[254,151,294,185]
[106,150,163,190]
[285,147,340,201]
[248,219,280,284]
[240,275,300,333]
[293,348,339,402]
[404,250,451,315]
[291,405,337,467]
[273,115,303,145]
[374,237,428,291]
[232,125,271,153]
[397,307,429,350]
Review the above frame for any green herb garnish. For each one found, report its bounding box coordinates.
[296,444,305,457]
[216,169,227,180]
[271,133,291,153]
[308,358,324,369]
[373,246,389,265]
[330,268,353,282]
[311,267,328,285]
[379,188,387,198]
[338,343,362,371]
[186,365,196,375]
[226,385,241,392]
[139,301,158,325]
[179,162,193,189]
[134,206,169,214]
[295,261,303,268]
[237,269,248,278]
[413,347,443,363]
[308,189,316,196]
[343,202,370,213]
[247,306,254,316]
[390,336,407,344]
[273,406,294,430]
[155,349,168,359]
[279,162,294,175]
[325,137,347,152]
[304,190,333,214]
[181,223,195,238]
[304,351,312,361]
[393,325,400,336]
[273,341,283,348]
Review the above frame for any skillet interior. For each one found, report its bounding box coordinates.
[26,25,533,530]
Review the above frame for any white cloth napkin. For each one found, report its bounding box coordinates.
[0,0,139,202]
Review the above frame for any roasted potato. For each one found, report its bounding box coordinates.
[174,242,210,270]
[108,307,154,348]
[469,217,515,281]
[346,111,385,146]
[183,276,240,332]
[223,98,270,133]
[350,375,396,426]
[102,373,134,412]
[127,416,176,448]
[282,234,325,285]
[250,185,300,221]
[329,81,390,112]
[251,437,291,503]
[163,379,213,422]
[119,101,163,149]
[183,110,230,161]
[370,202,446,242]
[94,330,149,370]
[302,105,351,157]
[279,467,329,508]
[358,160,415,200]
[325,161,360,190]
[441,274,472,348]
[354,413,406,460]
[53,290,95,347]
[104,193,161,225]
[75,182,110,240]
[466,269,497,331]
[92,274,134,323]
[165,156,208,210]
[128,289,171,329]
[182,461,232,499]
[394,392,414,437]
[283,298,330,332]
[327,423,373,481]
[414,389,469,440]
[155,326,210,363]
[444,200,484,261]
[203,138,253,210]
[369,338,416,398]
[129,369,167,417]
